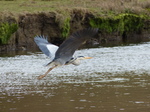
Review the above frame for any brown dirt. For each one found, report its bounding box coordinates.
[0,10,150,52]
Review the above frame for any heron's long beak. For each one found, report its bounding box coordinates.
[84,57,93,59]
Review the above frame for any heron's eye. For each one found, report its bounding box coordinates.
[70,57,74,60]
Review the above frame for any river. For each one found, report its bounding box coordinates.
[0,42,150,112]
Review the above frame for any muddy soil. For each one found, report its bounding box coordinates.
[0,10,150,52]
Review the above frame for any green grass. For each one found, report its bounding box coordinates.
[0,22,18,44]
[90,13,146,34]
[0,0,150,16]
[61,18,71,38]
[0,0,149,44]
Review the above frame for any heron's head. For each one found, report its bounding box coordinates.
[68,56,92,66]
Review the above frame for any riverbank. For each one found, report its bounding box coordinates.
[0,0,150,52]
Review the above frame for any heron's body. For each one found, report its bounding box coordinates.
[34,28,98,79]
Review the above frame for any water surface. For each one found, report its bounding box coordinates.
[0,43,150,112]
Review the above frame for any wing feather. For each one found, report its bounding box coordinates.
[34,36,58,60]
[54,28,98,62]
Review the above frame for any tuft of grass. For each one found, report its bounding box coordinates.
[0,22,18,44]
[54,9,71,38]
[61,18,70,38]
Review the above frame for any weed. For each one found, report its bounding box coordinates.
[0,22,18,44]
[90,13,146,35]
[61,18,70,38]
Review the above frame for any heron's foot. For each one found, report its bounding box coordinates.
[38,75,46,80]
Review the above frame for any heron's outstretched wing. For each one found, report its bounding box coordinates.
[54,28,98,61]
[34,36,58,60]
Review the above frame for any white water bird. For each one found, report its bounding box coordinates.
[34,28,98,79]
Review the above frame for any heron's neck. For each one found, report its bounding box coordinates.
[65,57,75,65]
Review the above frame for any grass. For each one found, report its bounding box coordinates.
[0,0,149,16]
[0,0,150,44]
[0,22,18,44]
[0,0,150,25]
[90,13,146,34]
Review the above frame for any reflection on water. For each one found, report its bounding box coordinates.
[0,42,150,112]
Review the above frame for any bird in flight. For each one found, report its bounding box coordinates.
[34,28,98,79]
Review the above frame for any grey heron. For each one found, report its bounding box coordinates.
[34,28,98,79]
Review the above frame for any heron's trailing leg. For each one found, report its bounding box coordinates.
[38,65,57,80]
